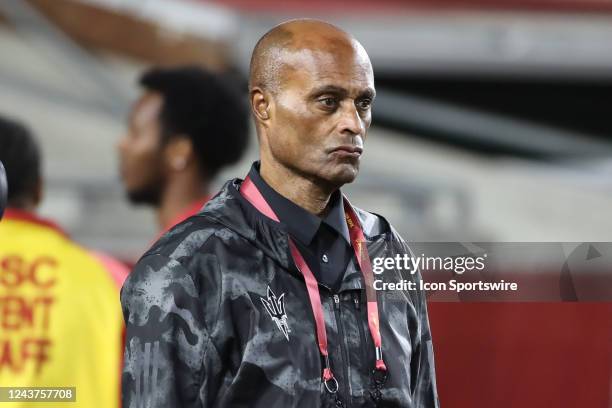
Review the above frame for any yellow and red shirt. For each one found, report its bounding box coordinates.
[0,209,127,407]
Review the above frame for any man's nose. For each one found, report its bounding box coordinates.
[338,103,364,136]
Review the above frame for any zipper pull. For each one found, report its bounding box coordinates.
[333,294,340,310]
[353,293,360,310]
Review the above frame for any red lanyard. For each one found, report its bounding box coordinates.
[240,176,387,388]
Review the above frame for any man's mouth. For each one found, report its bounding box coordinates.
[329,145,363,157]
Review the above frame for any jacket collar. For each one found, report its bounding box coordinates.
[198,179,389,292]
[246,162,350,246]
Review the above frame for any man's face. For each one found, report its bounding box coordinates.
[266,42,375,188]
[117,92,166,205]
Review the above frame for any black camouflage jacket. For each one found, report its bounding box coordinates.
[121,179,439,408]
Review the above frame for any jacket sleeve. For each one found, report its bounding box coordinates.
[120,253,221,408]
[398,238,440,408]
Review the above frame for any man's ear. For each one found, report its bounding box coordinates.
[163,136,193,172]
[250,87,271,123]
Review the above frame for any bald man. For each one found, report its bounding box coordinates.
[121,19,439,408]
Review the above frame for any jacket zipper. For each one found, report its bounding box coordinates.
[353,291,381,406]
[333,293,352,408]
[352,292,371,367]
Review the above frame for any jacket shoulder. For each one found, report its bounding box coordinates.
[121,216,225,325]
[143,213,232,262]
[353,206,391,237]
[353,205,409,245]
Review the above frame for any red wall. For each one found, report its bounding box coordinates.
[428,302,612,408]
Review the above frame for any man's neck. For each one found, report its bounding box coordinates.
[259,160,335,217]
[8,199,37,213]
[157,174,208,230]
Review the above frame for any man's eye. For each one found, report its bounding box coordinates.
[357,99,372,110]
[319,97,337,108]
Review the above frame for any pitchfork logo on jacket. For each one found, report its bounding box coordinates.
[260,286,290,341]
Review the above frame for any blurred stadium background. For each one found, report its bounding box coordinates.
[1,2,611,407]
[1,0,611,261]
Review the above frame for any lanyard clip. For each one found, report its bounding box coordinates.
[373,346,388,386]
[375,346,387,372]
[322,355,339,394]
[370,351,389,404]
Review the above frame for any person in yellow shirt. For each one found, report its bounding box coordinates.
[0,115,127,407]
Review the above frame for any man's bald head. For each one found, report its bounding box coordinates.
[249,19,370,94]
[249,19,375,193]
